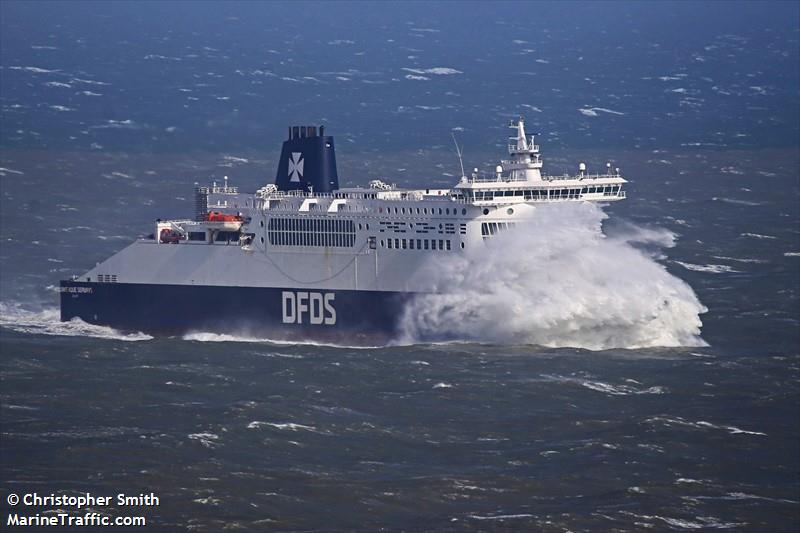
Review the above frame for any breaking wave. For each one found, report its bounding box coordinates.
[398,202,707,350]
[182,331,377,349]
[0,302,152,341]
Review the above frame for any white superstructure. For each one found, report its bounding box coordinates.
[76,118,627,294]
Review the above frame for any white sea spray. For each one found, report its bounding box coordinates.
[398,202,707,350]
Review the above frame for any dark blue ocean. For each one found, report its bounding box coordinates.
[1,1,798,530]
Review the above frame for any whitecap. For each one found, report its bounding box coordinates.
[712,197,762,206]
[250,422,318,432]
[741,232,776,240]
[402,67,462,75]
[0,167,24,176]
[674,261,739,274]
[645,416,766,436]
[0,302,152,341]
[543,374,666,396]
[9,65,59,74]
[468,514,534,521]
[187,432,220,448]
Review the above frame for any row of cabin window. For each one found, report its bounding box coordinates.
[269,231,356,248]
[481,222,516,236]
[385,206,468,216]
[268,217,356,233]
[472,186,622,200]
[382,238,454,251]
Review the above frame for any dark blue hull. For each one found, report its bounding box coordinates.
[59,281,410,343]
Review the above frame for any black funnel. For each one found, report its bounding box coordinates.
[274,125,338,193]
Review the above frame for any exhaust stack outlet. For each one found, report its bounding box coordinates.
[274,125,338,193]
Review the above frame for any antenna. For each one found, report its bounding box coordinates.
[451,131,466,179]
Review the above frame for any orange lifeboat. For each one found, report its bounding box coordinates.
[159,228,182,244]
[205,211,243,222]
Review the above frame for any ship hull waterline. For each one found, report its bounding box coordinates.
[59,280,411,343]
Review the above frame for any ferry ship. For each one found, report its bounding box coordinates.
[60,119,626,342]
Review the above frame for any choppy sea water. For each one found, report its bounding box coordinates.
[2,1,799,531]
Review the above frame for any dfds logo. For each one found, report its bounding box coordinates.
[282,291,336,325]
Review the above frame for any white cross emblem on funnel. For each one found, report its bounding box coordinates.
[288,152,304,182]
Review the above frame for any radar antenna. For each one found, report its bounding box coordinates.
[451,131,466,179]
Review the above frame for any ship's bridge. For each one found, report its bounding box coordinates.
[452,117,627,205]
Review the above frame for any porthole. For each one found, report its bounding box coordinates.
[359,223,363,230]
[507,208,514,215]
[366,223,370,230]
[438,208,443,215]
[462,208,466,215]
[424,208,428,215]
[416,208,420,214]
[260,220,264,227]
[460,242,465,249]
[260,237,264,244]
[380,240,384,247]
[483,208,489,215]
[446,208,450,215]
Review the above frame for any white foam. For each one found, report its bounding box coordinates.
[543,374,666,396]
[712,197,761,206]
[741,232,776,240]
[468,514,534,521]
[182,331,376,349]
[579,107,625,117]
[712,255,767,264]
[248,421,318,432]
[187,432,220,448]
[70,77,109,86]
[674,261,739,274]
[402,67,462,75]
[0,167,24,176]
[8,65,59,73]
[0,302,152,341]
[646,416,766,436]
[398,203,707,350]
